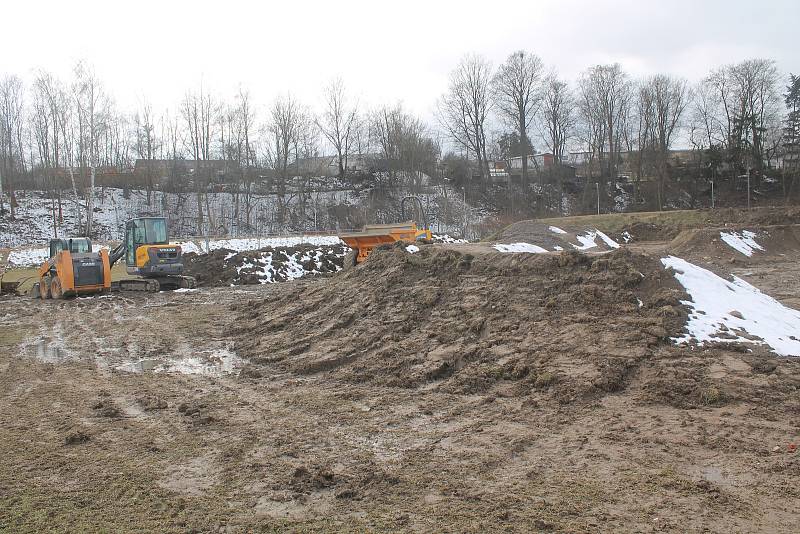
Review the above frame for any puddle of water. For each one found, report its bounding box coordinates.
[116,348,242,377]
[34,340,72,363]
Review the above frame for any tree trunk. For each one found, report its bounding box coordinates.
[0,165,5,216]
[85,166,95,235]
[197,190,204,235]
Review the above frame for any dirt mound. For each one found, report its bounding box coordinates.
[229,243,687,400]
[184,243,350,287]
[668,224,800,262]
[496,220,621,252]
[617,221,681,242]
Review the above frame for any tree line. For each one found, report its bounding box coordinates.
[440,53,799,213]
[0,53,799,232]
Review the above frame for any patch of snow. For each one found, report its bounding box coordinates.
[494,242,548,254]
[719,230,764,257]
[8,248,49,266]
[553,245,564,251]
[548,225,568,235]
[596,230,621,249]
[621,231,633,243]
[572,229,620,251]
[433,234,468,244]
[172,288,199,293]
[200,235,342,252]
[662,255,800,356]
[176,241,203,254]
[637,298,644,308]
[406,244,420,254]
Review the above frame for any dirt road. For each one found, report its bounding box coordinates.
[2,244,800,532]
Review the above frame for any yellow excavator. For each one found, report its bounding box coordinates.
[33,216,195,299]
[339,196,432,264]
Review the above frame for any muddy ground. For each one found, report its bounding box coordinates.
[2,236,800,532]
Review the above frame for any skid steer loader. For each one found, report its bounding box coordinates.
[32,237,111,299]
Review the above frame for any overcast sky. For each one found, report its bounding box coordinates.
[1,0,797,121]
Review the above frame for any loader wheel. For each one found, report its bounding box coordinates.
[50,276,63,299]
[40,278,51,300]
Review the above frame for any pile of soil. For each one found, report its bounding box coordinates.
[668,224,800,263]
[496,220,620,251]
[616,221,682,242]
[229,243,688,400]
[184,243,350,287]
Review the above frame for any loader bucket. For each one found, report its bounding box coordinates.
[339,221,432,263]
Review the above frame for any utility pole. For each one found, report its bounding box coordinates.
[596,182,600,215]
[711,180,715,209]
[747,166,751,210]
[463,188,468,239]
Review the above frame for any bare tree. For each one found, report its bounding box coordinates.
[540,76,574,164]
[492,50,544,185]
[578,64,632,180]
[181,84,217,233]
[704,59,782,174]
[539,75,575,214]
[73,61,109,235]
[438,54,493,180]
[645,75,688,209]
[267,93,304,227]
[316,79,358,179]
[0,75,25,218]
[134,101,160,204]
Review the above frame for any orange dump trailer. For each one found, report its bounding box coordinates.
[339,196,432,264]
[340,222,432,264]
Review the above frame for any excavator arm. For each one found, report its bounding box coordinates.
[109,242,125,267]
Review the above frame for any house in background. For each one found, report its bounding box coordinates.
[508,153,555,174]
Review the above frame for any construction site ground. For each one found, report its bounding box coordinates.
[2,209,800,533]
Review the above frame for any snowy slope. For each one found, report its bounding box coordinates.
[662,255,800,356]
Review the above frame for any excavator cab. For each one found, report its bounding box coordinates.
[122,217,183,277]
[106,216,194,291]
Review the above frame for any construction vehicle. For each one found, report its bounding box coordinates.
[339,196,432,264]
[33,237,111,299]
[108,216,195,291]
[33,216,195,299]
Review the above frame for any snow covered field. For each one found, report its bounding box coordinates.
[6,235,345,267]
[8,243,106,267]
[177,235,343,255]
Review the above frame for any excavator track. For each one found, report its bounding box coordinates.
[114,279,161,292]
[111,275,196,293]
